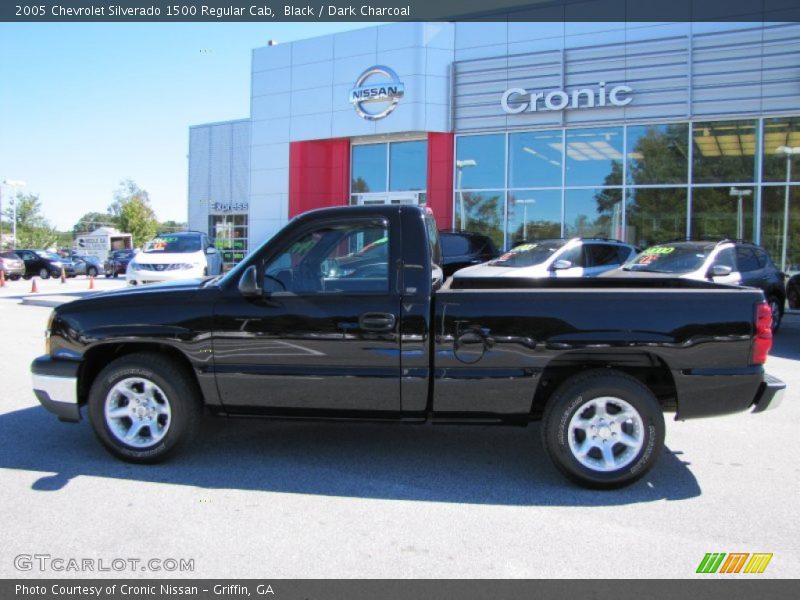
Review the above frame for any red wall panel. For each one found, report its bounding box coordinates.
[426,132,455,230]
[289,138,351,218]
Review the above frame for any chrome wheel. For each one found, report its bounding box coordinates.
[104,377,172,448]
[567,396,645,473]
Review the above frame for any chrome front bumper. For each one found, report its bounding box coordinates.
[31,356,81,422]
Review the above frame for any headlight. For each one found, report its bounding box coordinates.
[177,263,195,270]
[128,261,138,269]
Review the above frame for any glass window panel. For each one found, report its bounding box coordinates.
[692,120,757,184]
[691,186,755,241]
[762,117,800,183]
[352,143,387,193]
[507,190,562,246]
[453,190,504,250]
[565,127,623,187]
[389,140,427,191]
[760,185,799,272]
[564,188,623,239]
[455,134,505,189]
[626,123,689,185]
[509,131,562,188]
[626,188,687,247]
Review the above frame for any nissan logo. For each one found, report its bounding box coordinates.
[349,65,405,121]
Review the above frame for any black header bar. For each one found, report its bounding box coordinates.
[3,0,800,22]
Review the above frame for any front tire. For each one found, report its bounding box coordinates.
[88,353,202,463]
[88,267,98,277]
[541,370,665,489]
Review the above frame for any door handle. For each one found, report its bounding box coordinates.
[359,312,396,332]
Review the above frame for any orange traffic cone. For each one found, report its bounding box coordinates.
[60,266,67,283]
[31,278,38,293]
[0,270,5,287]
[88,275,95,290]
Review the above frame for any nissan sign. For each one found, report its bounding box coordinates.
[349,65,405,121]
[501,82,633,114]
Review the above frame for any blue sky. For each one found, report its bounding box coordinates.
[0,22,370,230]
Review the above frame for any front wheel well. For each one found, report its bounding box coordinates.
[78,343,197,405]
[531,353,677,419]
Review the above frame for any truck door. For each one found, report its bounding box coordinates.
[212,216,402,412]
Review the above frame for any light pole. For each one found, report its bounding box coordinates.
[516,198,536,240]
[455,159,476,230]
[2,179,26,249]
[729,187,752,240]
[776,146,799,272]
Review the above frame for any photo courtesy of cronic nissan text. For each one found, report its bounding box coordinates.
[1,1,799,598]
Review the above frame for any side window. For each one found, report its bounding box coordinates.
[560,245,583,267]
[753,248,769,268]
[714,248,736,270]
[263,220,389,294]
[736,247,760,273]
[585,244,625,267]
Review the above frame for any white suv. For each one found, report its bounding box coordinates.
[127,232,221,286]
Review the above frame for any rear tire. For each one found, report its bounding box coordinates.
[88,353,202,463]
[39,268,50,279]
[541,369,665,489]
[88,267,98,277]
[789,287,799,310]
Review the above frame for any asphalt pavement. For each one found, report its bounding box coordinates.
[0,282,798,578]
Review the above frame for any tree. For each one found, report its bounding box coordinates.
[108,179,158,247]
[73,211,117,234]
[2,193,59,248]
[158,220,188,233]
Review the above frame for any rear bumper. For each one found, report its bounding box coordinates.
[751,373,786,413]
[31,355,81,422]
[674,368,785,419]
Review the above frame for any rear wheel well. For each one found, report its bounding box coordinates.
[531,353,677,419]
[78,343,197,405]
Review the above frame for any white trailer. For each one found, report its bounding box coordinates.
[73,227,133,257]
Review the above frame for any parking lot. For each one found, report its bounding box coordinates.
[0,278,798,578]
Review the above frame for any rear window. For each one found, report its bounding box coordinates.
[1,252,21,260]
[440,234,470,257]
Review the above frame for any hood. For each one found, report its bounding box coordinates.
[132,252,202,265]
[601,268,695,280]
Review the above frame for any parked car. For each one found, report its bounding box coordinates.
[32,205,784,490]
[0,251,26,280]
[14,249,70,279]
[104,249,135,278]
[786,273,799,309]
[604,240,787,332]
[126,231,221,286]
[439,230,500,277]
[71,255,103,278]
[452,238,638,280]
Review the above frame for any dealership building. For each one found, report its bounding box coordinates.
[188,20,799,271]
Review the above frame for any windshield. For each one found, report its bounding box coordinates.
[624,244,714,273]
[143,236,201,254]
[488,241,566,268]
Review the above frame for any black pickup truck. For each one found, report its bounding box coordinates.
[31,205,785,488]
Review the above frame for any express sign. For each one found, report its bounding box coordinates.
[501,82,633,114]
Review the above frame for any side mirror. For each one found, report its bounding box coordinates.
[552,259,573,271]
[710,264,733,278]
[238,265,261,297]
[206,246,218,255]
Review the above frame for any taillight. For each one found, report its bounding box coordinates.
[751,301,773,365]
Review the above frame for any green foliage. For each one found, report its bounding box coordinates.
[73,211,117,234]
[108,179,159,247]
[158,220,188,233]
[1,193,59,249]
